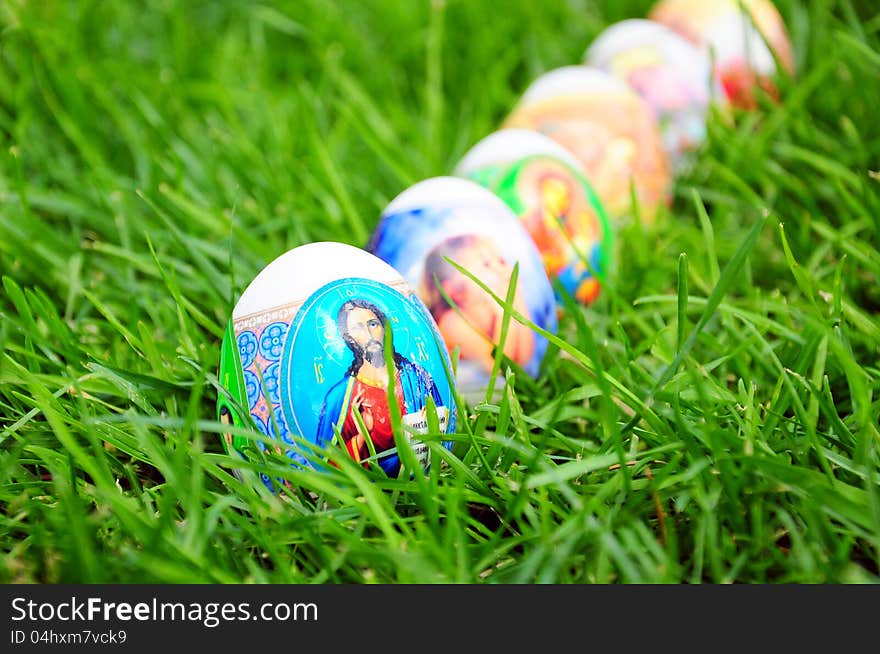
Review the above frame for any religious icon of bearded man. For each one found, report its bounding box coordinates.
[315,298,447,475]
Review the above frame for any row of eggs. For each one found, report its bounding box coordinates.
[216,0,794,482]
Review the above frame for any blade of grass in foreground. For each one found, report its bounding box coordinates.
[620,206,772,436]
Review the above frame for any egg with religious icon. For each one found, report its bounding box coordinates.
[216,242,457,486]
[648,0,795,108]
[454,128,613,306]
[503,65,671,226]
[585,18,726,169]
[367,176,558,399]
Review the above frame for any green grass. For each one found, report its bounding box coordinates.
[1,0,879,584]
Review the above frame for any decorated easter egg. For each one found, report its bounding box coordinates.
[648,0,794,108]
[503,65,671,226]
[454,128,613,305]
[585,19,726,169]
[367,176,558,397]
[217,242,457,485]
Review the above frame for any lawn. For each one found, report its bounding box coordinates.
[1,0,878,584]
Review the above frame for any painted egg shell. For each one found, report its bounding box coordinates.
[503,65,671,226]
[585,19,726,169]
[648,0,795,108]
[454,128,613,306]
[216,241,457,485]
[367,176,558,397]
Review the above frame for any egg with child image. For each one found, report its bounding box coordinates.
[217,242,457,487]
[367,176,558,399]
[503,65,671,226]
[454,128,613,305]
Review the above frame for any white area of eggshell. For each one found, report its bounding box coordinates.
[232,241,407,320]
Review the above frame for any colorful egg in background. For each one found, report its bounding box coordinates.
[648,0,795,108]
[454,128,613,306]
[217,242,457,485]
[503,65,671,227]
[585,18,726,170]
[367,176,558,399]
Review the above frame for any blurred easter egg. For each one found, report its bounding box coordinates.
[503,65,671,226]
[367,176,558,398]
[648,0,794,108]
[217,242,457,484]
[585,19,726,169]
[454,128,613,305]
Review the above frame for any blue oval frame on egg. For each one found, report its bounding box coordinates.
[279,277,456,477]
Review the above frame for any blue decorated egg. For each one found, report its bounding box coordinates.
[217,242,457,486]
[367,176,558,399]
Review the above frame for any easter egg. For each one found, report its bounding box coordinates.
[367,176,558,398]
[648,0,795,108]
[503,65,671,226]
[454,128,613,305]
[585,19,726,169]
[216,242,457,485]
